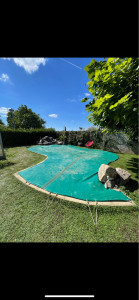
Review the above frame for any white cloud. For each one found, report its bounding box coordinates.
[0,73,9,82]
[48,114,58,118]
[1,58,48,74]
[84,93,91,97]
[68,98,77,103]
[0,107,10,117]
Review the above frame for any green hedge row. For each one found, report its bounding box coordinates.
[0,128,58,147]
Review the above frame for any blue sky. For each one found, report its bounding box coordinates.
[0,57,103,131]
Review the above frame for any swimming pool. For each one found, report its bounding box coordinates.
[17,145,131,203]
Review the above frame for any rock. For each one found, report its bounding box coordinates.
[57,141,63,145]
[98,164,118,183]
[42,136,48,140]
[115,167,131,186]
[37,135,64,145]
[104,176,116,189]
[43,141,52,145]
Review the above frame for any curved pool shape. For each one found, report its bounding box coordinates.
[18,145,130,202]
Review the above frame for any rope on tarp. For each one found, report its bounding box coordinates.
[42,155,84,189]
[87,200,95,226]
[87,200,98,229]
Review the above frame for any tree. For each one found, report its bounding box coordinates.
[87,126,98,131]
[0,116,5,127]
[82,58,138,140]
[7,105,46,129]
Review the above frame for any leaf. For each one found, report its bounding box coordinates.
[109,92,132,110]
[81,97,88,103]
[90,58,97,65]
[87,81,94,88]
[107,58,115,64]
[104,93,114,99]
[103,74,110,81]
[94,69,101,81]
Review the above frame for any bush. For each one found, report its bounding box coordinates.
[1,128,57,147]
[68,131,75,145]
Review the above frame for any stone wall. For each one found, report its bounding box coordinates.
[103,131,138,154]
[57,130,138,154]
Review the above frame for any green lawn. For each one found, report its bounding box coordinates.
[0,146,138,242]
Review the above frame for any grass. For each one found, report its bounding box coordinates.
[0,146,138,242]
[110,153,139,202]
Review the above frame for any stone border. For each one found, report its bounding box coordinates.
[14,173,135,207]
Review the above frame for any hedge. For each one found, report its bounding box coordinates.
[0,128,58,147]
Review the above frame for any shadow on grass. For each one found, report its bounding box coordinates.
[125,178,139,192]
[0,162,15,169]
[126,157,138,180]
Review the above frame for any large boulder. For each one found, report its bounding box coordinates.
[98,164,118,183]
[37,136,64,145]
[115,167,131,186]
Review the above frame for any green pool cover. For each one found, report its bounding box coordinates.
[18,145,130,202]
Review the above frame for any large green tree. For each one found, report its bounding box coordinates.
[82,57,138,140]
[7,105,46,129]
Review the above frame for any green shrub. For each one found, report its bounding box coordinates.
[68,132,74,145]
[1,128,57,147]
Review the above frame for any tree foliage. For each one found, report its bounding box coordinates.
[7,105,46,129]
[82,58,138,140]
[0,116,5,127]
[0,118,4,125]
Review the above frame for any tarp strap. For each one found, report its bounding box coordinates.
[42,155,84,189]
[87,200,98,228]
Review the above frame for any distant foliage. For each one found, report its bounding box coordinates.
[7,105,46,129]
[82,58,138,140]
[0,116,5,127]
[87,126,99,131]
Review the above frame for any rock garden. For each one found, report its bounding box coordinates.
[98,164,131,190]
[37,135,63,145]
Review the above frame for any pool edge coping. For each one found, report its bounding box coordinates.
[13,171,135,207]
